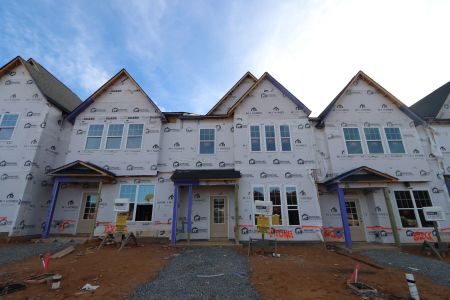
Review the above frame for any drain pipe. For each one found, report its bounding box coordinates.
[405,273,420,300]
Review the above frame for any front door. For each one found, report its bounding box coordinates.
[345,199,366,241]
[210,196,228,238]
[77,193,98,234]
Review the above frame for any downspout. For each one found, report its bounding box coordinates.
[382,188,400,247]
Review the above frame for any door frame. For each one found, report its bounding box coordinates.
[208,195,229,239]
[345,197,368,242]
[75,192,99,235]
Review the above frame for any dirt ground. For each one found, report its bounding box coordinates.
[401,245,450,263]
[244,244,450,300]
[0,240,177,299]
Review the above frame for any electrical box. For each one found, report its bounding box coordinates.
[423,206,446,222]
[114,198,130,212]
[254,200,273,216]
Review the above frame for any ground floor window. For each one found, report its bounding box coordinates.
[119,184,155,221]
[252,186,265,225]
[285,186,300,225]
[394,190,433,228]
[269,186,282,225]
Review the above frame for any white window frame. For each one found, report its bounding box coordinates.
[199,128,216,155]
[268,185,283,226]
[252,185,265,224]
[264,125,277,152]
[105,123,124,150]
[383,127,406,154]
[342,127,363,155]
[284,185,301,226]
[118,184,155,222]
[126,123,144,150]
[363,127,384,154]
[0,113,20,141]
[249,125,262,152]
[393,189,434,229]
[84,124,104,150]
[279,124,292,152]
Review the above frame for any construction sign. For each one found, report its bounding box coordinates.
[257,215,270,234]
[115,212,128,233]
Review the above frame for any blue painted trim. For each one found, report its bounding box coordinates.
[42,177,61,238]
[445,178,450,193]
[398,105,425,124]
[337,187,352,250]
[67,98,94,124]
[170,185,179,244]
[187,185,193,237]
[327,183,339,192]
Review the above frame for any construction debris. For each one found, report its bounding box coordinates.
[24,273,56,284]
[51,246,75,259]
[0,283,26,295]
[81,283,100,291]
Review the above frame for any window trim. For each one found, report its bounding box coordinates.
[264,125,278,152]
[284,185,301,226]
[84,124,104,151]
[0,113,20,142]
[279,124,292,152]
[126,123,144,150]
[363,127,385,154]
[198,128,216,155]
[342,127,364,155]
[268,185,283,226]
[393,189,434,229]
[252,185,266,224]
[383,127,407,154]
[105,123,124,150]
[118,183,155,222]
[249,124,262,152]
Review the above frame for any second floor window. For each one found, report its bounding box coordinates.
[250,125,261,151]
[265,125,276,151]
[126,124,144,149]
[343,127,363,154]
[0,114,19,141]
[385,127,405,153]
[85,124,104,150]
[364,128,384,154]
[106,124,124,150]
[280,125,291,151]
[199,128,215,154]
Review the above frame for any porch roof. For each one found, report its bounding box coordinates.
[47,160,116,178]
[171,169,241,181]
[324,166,398,186]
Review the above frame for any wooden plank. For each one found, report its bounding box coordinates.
[335,250,384,270]
[51,246,75,259]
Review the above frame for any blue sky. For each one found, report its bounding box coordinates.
[1,0,449,115]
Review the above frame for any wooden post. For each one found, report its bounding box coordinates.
[383,188,401,247]
[234,183,240,244]
[89,181,103,240]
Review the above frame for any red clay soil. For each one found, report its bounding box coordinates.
[244,244,450,300]
[0,240,178,299]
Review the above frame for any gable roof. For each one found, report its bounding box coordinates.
[47,160,115,178]
[206,72,257,115]
[324,166,398,185]
[227,72,312,116]
[0,56,82,113]
[316,71,424,127]
[410,81,450,120]
[67,69,166,123]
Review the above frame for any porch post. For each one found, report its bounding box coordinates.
[383,188,400,247]
[89,181,103,240]
[170,184,179,244]
[337,187,352,250]
[234,183,240,244]
[42,177,62,239]
[445,178,450,195]
[187,184,193,246]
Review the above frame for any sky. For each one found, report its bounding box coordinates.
[1,0,449,116]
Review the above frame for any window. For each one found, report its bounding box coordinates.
[279,125,291,151]
[394,190,433,228]
[213,198,225,224]
[253,186,265,224]
[345,201,360,226]
[343,127,363,154]
[0,114,19,140]
[199,128,215,154]
[364,128,384,154]
[269,186,282,225]
[265,125,276,151]
[250,125,261,151]
[384,127,405,154]
[85,124,104,150]
[126,124,144,149]
[82,194,97,220]
[106,124,124,150]
[119,184,155,221]
[285,186,299,225]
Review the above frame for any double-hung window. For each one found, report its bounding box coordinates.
[279,125,291,151]
[119,184,155,221]
[0,114,19,141]
[85,124,104,150]
[126,124,144,149]
[384,128,405,153]
[285,186,300,225]
[343,127,363,154]
[199,128,215,154]
[394,190,433,228]
[265,125,276,151]
[250,125,261,151]
[105,124,124,150]
[253,186,265,224]
[364,128,384,153]
[269,186,282,225]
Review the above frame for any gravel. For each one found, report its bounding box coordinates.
[129,247,260,300]
[0,240,78,267]
[360,249,450,286]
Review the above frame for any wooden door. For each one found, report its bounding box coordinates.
[77,193,98,234]
[210,196,228,238]
[345,199,366,241]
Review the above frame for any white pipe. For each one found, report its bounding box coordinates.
[405,273,420,300]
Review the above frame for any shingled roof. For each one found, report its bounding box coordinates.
[410,81,450,120]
